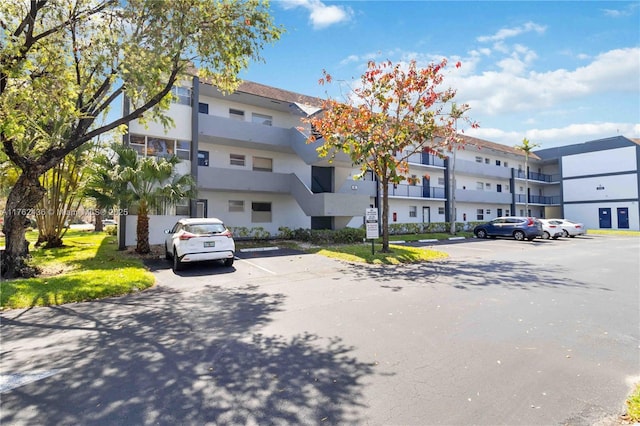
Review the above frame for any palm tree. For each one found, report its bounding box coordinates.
[90,144,194,254]
[83,148,120,232]
[514,137,540,216]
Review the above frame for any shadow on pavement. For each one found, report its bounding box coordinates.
[0,284,377,425]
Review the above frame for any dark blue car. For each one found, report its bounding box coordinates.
[473,216,543,241]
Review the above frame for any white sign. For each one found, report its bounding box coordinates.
[365,208,379,239]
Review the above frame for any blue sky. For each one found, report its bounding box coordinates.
[239,0,640,149]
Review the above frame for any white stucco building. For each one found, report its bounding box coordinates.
[120,77,640,246]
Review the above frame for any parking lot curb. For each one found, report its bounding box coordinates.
[239,247,280,253]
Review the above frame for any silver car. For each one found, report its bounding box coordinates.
[547,219,587,237]
[165,218,235,271]
[538,219,564,239]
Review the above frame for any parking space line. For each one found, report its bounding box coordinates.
[237,258,277,275]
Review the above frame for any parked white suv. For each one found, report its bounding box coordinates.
[165,218,235,271]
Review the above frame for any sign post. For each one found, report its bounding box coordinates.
[365,208,379,255]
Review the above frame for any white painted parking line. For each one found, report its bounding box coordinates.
[0,370,62,393]
[237,258,277,275]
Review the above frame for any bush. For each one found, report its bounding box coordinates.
[104,225,117,235]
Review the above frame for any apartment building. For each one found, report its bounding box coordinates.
[121,77,639,246]
[536,136,640,231]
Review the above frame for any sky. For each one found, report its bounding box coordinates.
[239,0,640,149]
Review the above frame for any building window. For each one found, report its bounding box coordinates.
[229,200,244,212]
[252,113,272,126]
[230,154,245,166]
[485,183,491,190]
[147,137,174,157]
[486,209,491,214]
[229,108,245,120]
[198,150,209,166]
[252,202,272,223]
[409,206,417,218]
[476,209,484,220]
[519,186,524,192]
[171,86,191,105]
[485,158,490,164]
[198,103,209,114]
[253,156,273,172]
[438,177,445,185]
[476,182,484,190]
[495,160,501,166]
[130,134,146,156]
[504,162,508,167]
[438,207,445,215]
[176,140,190,160]
[496,184,502,192]
[475,156,482,163]
[175,199,190,216]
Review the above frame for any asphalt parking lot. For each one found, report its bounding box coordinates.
[1,235,638,425]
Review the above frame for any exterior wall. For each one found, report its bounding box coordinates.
[564,202,639,231]
[129,103,192,141]
[199,94,301,129]
[124,215,187,247]
[199,190,310,235]
[563,174,638,202]
[562,146,637,177]
[387,198,446,224]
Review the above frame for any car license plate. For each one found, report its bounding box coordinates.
[204,241,215,248]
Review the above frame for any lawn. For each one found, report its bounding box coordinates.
[1,230,155,310]
[312,243,448,264]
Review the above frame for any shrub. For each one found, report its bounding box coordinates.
[250,227,271,240]
[104,225,117,235]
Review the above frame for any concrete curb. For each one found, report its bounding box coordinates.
[239,246,280,253]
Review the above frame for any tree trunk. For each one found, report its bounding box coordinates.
[94,210,104,232]
[1,173,46,278]
[381,178,391,253]
[136,200,150,254]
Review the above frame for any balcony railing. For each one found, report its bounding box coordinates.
[404,151,446,167]
[515,170,560,182]
[515,194,561,204]
[388,183,446,199]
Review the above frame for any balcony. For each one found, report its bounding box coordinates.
[198,166,372,217]
[404,151,446,168]
[387,183,446,199]
[455,189,512,204]
[515,170,560,183]
[455,158,512,179]
[199,114,293,152]
[515,194,561,205]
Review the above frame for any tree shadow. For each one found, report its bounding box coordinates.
[344,258,603,292]
[0,284,376,425]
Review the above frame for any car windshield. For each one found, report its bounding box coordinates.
[185,223,225,234]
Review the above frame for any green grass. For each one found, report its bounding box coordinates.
[1,230,155,310]
[587,229,640,237]
[311,243,448,264]
[383,232,474,242]
[626,382,640,422]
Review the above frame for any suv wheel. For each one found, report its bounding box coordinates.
[223,258,234,267]
[513,230,525,241]
[476,229,487,239]
[173,248,183,271]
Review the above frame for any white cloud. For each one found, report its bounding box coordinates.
[467,122,640,148]
[602,3,639,17]
[477,21,547,43]
[453,47,640,115]
[280,0,352,29]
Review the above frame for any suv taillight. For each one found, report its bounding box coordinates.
[179,231,196,240]
[221,229,233,238]
[527,217,535,226]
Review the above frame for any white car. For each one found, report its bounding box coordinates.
[165,218,235,271]
[547,219,587,237]
[538,219,563,239]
